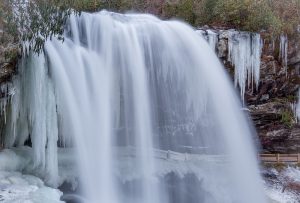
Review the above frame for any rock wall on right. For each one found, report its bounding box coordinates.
[200,27,300,153]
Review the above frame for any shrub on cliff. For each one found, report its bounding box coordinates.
[0,0,76,53]
[162,0,197,24]
[214,0,282,34]
[162,0,299,36]
[0,0,148,53]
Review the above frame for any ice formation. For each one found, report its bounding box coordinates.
[228,32,262,102]
[279,34,288,74]
[297,91,300,121]
[206,30,218,51]
[290,101,299,123]
[2,11,266,203]
[201,29,263,103]
[0,83,14,123]
[3,54,59,187]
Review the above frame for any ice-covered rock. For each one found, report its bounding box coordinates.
[0,171,63,203]
[263,166,300,203]
[0,147,78,190]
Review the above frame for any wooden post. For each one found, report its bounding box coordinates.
[298,154,300,164]
[277,154,280,163]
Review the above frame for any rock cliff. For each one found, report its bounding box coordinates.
[200,27,300,153]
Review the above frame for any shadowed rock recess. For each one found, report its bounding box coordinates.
[0,24,299,154]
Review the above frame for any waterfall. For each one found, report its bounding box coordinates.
[5,11,266,203]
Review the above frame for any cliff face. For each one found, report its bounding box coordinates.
[249,33,300,153]
[0,26,17,147]
[200,27,300,153]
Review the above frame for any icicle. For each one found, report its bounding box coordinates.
[0,83,15,123]
[228,32,262,103]
[290,102,298,123]
[279,34,288,74]
[4,53,59,187]
[251,34,262,90]
[207,30,218,51]
[297,91,300,121]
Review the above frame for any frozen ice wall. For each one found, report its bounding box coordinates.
[3,54,59,187]
[279,34,288,74]
[200,29,263,103]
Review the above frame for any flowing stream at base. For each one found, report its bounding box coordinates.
[4,11,267,203]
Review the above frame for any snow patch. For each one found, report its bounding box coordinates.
[263,166,300,203]
[0,171,63,203]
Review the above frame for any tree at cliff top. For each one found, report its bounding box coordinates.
[164,0,300,36]
[0,0,77,53]
[0,0,155,53]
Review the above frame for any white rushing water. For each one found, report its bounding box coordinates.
[3,11,266,203]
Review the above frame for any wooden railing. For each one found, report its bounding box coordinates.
[115,147,226,162]
[1,146,299,164]
[260,154,300,164]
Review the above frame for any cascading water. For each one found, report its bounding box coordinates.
[4,11,267,203]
